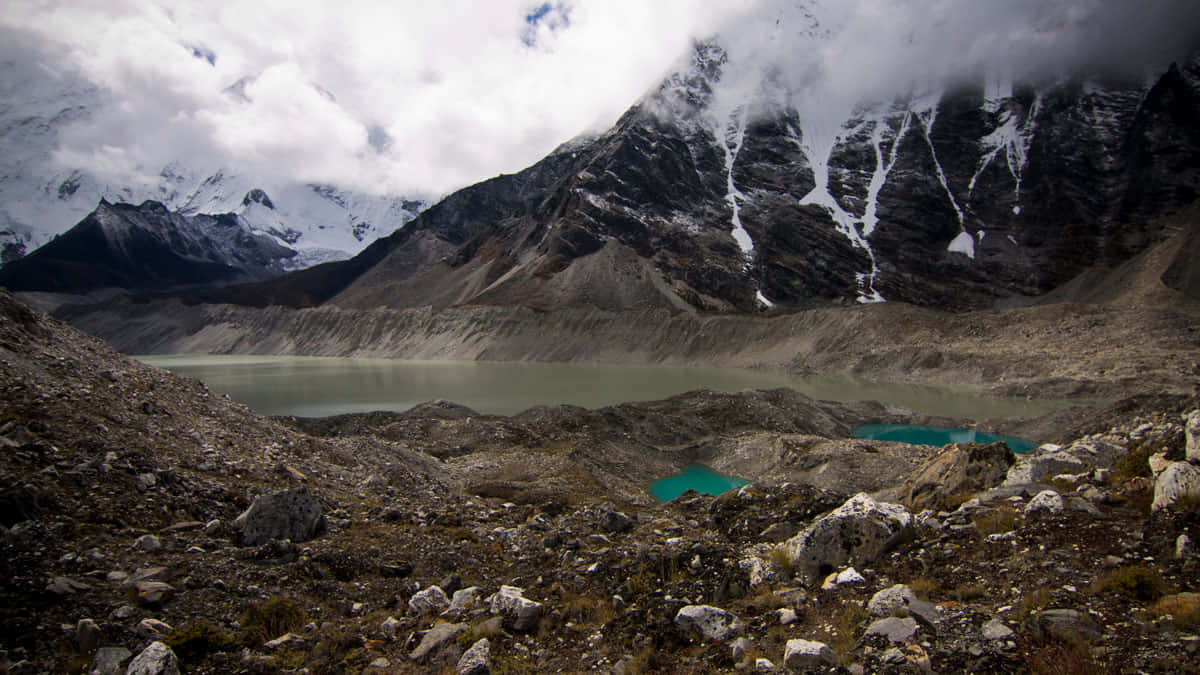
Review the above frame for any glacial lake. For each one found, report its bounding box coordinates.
[136,355,1074,419]
[648,464,751,503]
[853,424,1038,453]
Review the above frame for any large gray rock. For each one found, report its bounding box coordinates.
[1025,490,1065,516]
[232,488,325,546]
[457,638,491,675]
[408,585,450,616]
[783,639,835,669]
[867,584,916,617]
[866,617,919,643]
[1152,461,1200,512]
[1030,609,1101,642]
[409,622,466,662]
[125,641,179,675]
[981,618,1014,640]
[900,442,1015,512]
[90,647,132,675]
[674,604,742,641]
[1187,411,1200,464]
[489,585,542,632]
[784,493,912,583]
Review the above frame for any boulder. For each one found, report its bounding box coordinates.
[125,641,179,675]
[867,584,916,617]
[981,618,1014,640]
[1025,490,1064,515]
[232,488,325,546]
[1030,609,1101,642]
[901,442,1015,512]
[89,647,131,675]
[408,585,450,616]
[674,604,741,641]
[410,622,466,662]
[1152,461,1200,511]
[866,617,919,643]
[1187,410,1200,464]
[456,638,491,675]
[783,493,912,583]
[783,639,835,669]
[489,585,542,632]
[600,509,632,533]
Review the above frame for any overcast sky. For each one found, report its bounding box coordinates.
[2,0,1198,200]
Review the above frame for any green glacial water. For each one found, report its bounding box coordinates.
[853,424,1039,453]
[647,465,751,502]
[136,354,1074,419]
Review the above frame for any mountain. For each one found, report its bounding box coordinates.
[208,37,1200,313]
[0,50,428,268]
[0,199,301,293]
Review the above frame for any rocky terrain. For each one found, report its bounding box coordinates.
[3,290,1200,674]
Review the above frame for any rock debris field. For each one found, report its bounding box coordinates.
[2,288,1200,673]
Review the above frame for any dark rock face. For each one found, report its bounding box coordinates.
[0,199,296,293]
[190,49,1200,313]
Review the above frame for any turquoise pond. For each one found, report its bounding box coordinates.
[852,424,1038,453]
[648,464,751,502]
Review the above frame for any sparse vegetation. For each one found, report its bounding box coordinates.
[1153,593,1200,631]
[974,506,1019,536]
[239,596,308,646]
[1091,565,1171,602]
[165,620,237,663]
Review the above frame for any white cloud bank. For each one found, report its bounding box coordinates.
[2,0,1197,199]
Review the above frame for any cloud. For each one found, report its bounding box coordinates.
[1,0,1196,200]
[0,0,750,197]
[708,0,1200,121]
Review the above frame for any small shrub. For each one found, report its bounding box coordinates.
[1018,587,1054,618]
[768,546,795,580]
[239,596,308,646]
[908,577,941,598]
[1091,565,1171,602]
[952,583,987,602]
[1114,441,1154,479]
[1025,639,1104,675]
[165,620,236,663]
[975,507,1018,537]
[1153,594,1200,630]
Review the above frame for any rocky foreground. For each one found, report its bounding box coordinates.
[2,289,1200,673]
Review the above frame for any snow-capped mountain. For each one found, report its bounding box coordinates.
[223,24,1199,314]
[0,199,300,293]
[0,54,428,267]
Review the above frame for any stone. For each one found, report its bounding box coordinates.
[868,584,917,617]
[489,585,542,632]
[456,638,491,675]
[1031,609,1101,642]
[263,633,305,650]
[134,534,162,552]
[866,617,919,643]
[381,616,401,640]
[755,657,776,672]
[76,618,101,653]
[1069,496,1103,516]
[447,586,482,616]
[408,585,450,616]
[776,608,797,625]
[1187,410,1200,464]
[134,582,175,607]
[137,619,173,639]
[674,604,741,641]
[783,493,912,583]
[368,657,389,669]
[1178,534,1195,559]
[600,509,632,533]
[232,487,326,546]
[410,622,466,662]
[783,639,835,669]
[982,618,1014,640]
[836,567,866,585]
[89,646,132,675]
[901,442,1015,512]
[1153,461,1200,511]
[731,637,753,660]
[1025,490,1064,515]
[905,598,940,632]
[46,575,90,596]
[125,641,179,675]
[204,519,221,536]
